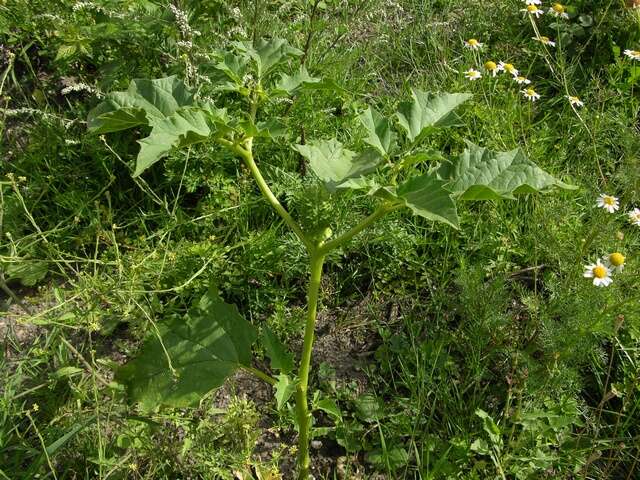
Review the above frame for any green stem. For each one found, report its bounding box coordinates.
[318,204,398,255]
[243,366,277,386]
[295,251,325,480]
[235,139,313,252]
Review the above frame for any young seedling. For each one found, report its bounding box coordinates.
[87,38,573,479]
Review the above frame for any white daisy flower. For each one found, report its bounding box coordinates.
[603,252,626,273]
[549,3,570,18]
[624,49,640,60]
[521,87,541,101]
[464,38,483,50]
[522,4,545,17]
[533,36,556,47]
[498,61,519,76]
[583,260,613,287]
[566,95,584,107]
[524,0,542,4]
[484,61,499,77]
[627,208,640,226]
[596,194,620,213]
[464,68,482,80]
[513,75,531,84]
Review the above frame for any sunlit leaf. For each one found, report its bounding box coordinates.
[88,76,223,176]
[261,327,294,374]
[396,90,472,142]
[274,374,297,410]
[359,106,397,157]
[135,109,211,176]
[274,66,320,94]
[294,139,383,192]
[116,286,257,410]
[396,172,459,228]
[438,142,576,200]
[233,38,302,78]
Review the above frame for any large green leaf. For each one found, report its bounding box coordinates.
[87,76,194,132]
[396,90,472,142]
[438,142,576,200]
[396,173,459,228]
[233,38,302,78]
[359,106,397,157]
[116,287,257,410]
[274,66,320,95]
[293,139,383,192]
[87,76,220,176]
[135,108,211,176]
[342,174,459,228]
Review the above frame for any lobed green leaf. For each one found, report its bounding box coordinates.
[438,142,576,200]
[116,286,257,411]
[293,139,383,192]
[396,90,472,142]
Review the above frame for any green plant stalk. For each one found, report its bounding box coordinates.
[295,251,325,479]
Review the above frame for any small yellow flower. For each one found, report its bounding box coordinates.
[566,95,584,107]
[32,403,39,412]
[514,75,531,84]
[604,252,625,272]
[522,4,545,17]
[624,49,640,60]
[533,36,556,47]
[549,3,570,18]
[484,60,499,76]
[521,87,541,101]
[498,61,519,76]
[464,38,484,50]
[583,260,613,287]
[596,194,619,213]
[464,68,482,80]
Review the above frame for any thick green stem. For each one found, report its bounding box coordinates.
[295,252,325,480]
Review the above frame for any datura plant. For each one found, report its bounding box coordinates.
[87,38,574,479]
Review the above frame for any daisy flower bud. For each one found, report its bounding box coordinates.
[464,68,482,80]
[596,194,619,213]
[513,75,531,84]
[521,88,541,101]
[583,260,613,287]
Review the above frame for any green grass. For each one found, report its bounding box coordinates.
[1,0,640,478]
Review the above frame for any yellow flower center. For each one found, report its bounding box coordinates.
[504,63,515,72]
[569,96,579,102]
[593,265,607,279]
[484,61,497,70]
[609,253,625,266]
[516,76,526,81]
[552,3,565,13]
[527,5,538,12]
[603,196,616,206]
[468,39,479,46]
[526,88,536,96]
[540,36,550,43]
